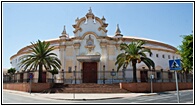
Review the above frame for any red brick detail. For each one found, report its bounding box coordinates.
[3,83,52,92]
[120,82,193,93]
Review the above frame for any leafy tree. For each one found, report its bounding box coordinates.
[20,40,61,83]
[48,69,59,83]
[7,68,16,82]
[178,34,193,81]
[115,40,155,82]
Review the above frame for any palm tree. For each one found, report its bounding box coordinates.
[48,69,59,83]
[19,40,61,83]
[7,68,16,82]
[180,60,191,82]
[115,40,155,82]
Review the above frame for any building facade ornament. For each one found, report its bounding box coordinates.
[9,8,181,84]
[115,24,123,37]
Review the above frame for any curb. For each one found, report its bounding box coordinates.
[44,97,124,101]
[141,93,158,96]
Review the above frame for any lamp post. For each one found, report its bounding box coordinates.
[103,65,105,84]
[122,66,126,82]
[150,74,154,93]
[161,69,163,82]
[111,69,116,84]
[74,66,77,84]
[62,69,64,83]
[151,68,156,93]
[73,66,77,100]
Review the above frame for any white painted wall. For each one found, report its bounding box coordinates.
[78,18,106,37]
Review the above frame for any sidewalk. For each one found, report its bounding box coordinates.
[3,89,157,101]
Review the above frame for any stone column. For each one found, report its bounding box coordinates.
[115,41,124,82]
[73,43,81,84]
[100,42,108,84]
[58,39,66,83]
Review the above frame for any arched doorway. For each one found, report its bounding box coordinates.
[140,71,148,82]
[82,62,97,83]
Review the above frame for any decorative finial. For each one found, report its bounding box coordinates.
[115,24,121,34]
[86,7,94,19]
[89,7,92,14]
[62,25,67,34]
[101,16,106,20]
[75,17,79,23]
[115,24,123,37]
[64,25,66,31]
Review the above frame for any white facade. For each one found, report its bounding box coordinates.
[10,8,180,83]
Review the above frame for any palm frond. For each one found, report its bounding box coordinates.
[19,39,61,82]
[141,57,155,70]
[115,39,155,82]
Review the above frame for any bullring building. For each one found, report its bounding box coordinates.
[9,8,180,84]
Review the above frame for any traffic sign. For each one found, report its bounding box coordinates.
[169,59,181,103]
[169,59,181,70]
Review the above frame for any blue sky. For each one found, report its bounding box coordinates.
[2,2,193,68]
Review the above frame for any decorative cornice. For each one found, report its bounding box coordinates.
[122,37,178,52]
[100,42,108,47]
[59,45,66,49]
[115,44,120,49]
[73,43,81,49]
[10,46,60,60]
[145,47,177,54]
[98,27,108,33]
[102,23,108,27]
[72,17,86,29]
[10,36,179,61]
[73,27,82,34]
[73,16,108,33]
[81,32,99,39]
[85,45,95,49]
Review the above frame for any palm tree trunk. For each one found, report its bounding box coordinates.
[38,63,43,83]
[132,60,137,82]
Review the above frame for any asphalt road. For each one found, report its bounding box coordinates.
[83,90,193,104]
[3,90,72,104]
[2,90,193,104]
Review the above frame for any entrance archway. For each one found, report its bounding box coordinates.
[82,62,97,83]
[140,71,148,82]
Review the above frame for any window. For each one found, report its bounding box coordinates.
[156,54,159,58]
[157,72,161,80]
[177,73,180,79]
[168,72,172,79]
[162,55,165,58]
[68,67,72,73]
[149,53,152,57]
[168,55,170,59]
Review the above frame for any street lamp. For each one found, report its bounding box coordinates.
[111,69,116,84]
[150,74,154,93]
[122,66,126,82]
[161,69,163,82]
[103,65,105,84]
[74,66,77,84]
[62,69,64,83]
[17,71,19,83]
[73,66,77,100]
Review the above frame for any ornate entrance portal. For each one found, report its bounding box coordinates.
[82,62,97,83]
